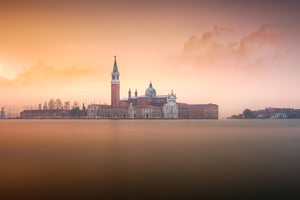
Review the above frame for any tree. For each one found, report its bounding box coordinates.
[48,99,56,110]
[243,109,254,119]
[72,101,79,109]
[64,101,70,110]
[71,107,81,118]
[56,98,62,110]
[43,102,48,110]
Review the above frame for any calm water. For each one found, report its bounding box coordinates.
[1,119,300,199]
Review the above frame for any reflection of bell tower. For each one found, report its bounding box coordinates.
[111,56,120,107]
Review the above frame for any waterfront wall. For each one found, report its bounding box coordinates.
[20,110,72,119]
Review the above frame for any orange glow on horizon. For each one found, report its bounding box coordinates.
[0,1,299,117]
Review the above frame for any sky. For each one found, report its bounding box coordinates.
[0,0,299,117]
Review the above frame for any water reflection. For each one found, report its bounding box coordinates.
[1,120,300,199]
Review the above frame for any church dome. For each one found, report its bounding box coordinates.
[145,82,156,97]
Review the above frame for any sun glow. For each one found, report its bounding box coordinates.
[0,1,299,118]
[0,64,20,80]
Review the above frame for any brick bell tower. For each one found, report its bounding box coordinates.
[111,56,120,107]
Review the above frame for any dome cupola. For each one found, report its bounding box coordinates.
[145,81,156,97]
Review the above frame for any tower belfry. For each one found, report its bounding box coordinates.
[111,56,120,107]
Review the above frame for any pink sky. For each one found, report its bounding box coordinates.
[0,0,299,117]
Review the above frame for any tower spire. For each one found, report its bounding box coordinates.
[113,55,118,72]
[111,55,120,107]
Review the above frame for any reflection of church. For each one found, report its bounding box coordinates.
[87,56,218,119]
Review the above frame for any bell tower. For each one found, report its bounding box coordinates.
[111,56,120,107]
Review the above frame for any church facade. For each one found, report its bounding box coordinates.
[87,56,218,119]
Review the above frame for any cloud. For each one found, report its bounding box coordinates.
[180,24,288,73]
[235,24,283,57]
[183,25,233,54]
[214,25,234,33]
[0,62,103,88]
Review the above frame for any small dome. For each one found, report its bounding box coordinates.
[145,82,156,97]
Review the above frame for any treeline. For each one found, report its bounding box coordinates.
[229,109,255,119]
[229,108,300,119]
[38,98,81,110]
[38,98,87,117]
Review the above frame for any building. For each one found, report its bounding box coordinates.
[1,107,5,118]
[87,104,129,119]
[20,56,218,119]
[131,105,162,119]
[236,107,300,119]
[294,109,300,118]
[87,56,218,119]
[177,103,218,119]
[270,112,287,119]
[111,56,120,108]
[162,91,178,118]
[20,109,72,119]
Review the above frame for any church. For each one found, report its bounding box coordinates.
[87,56,218,119]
